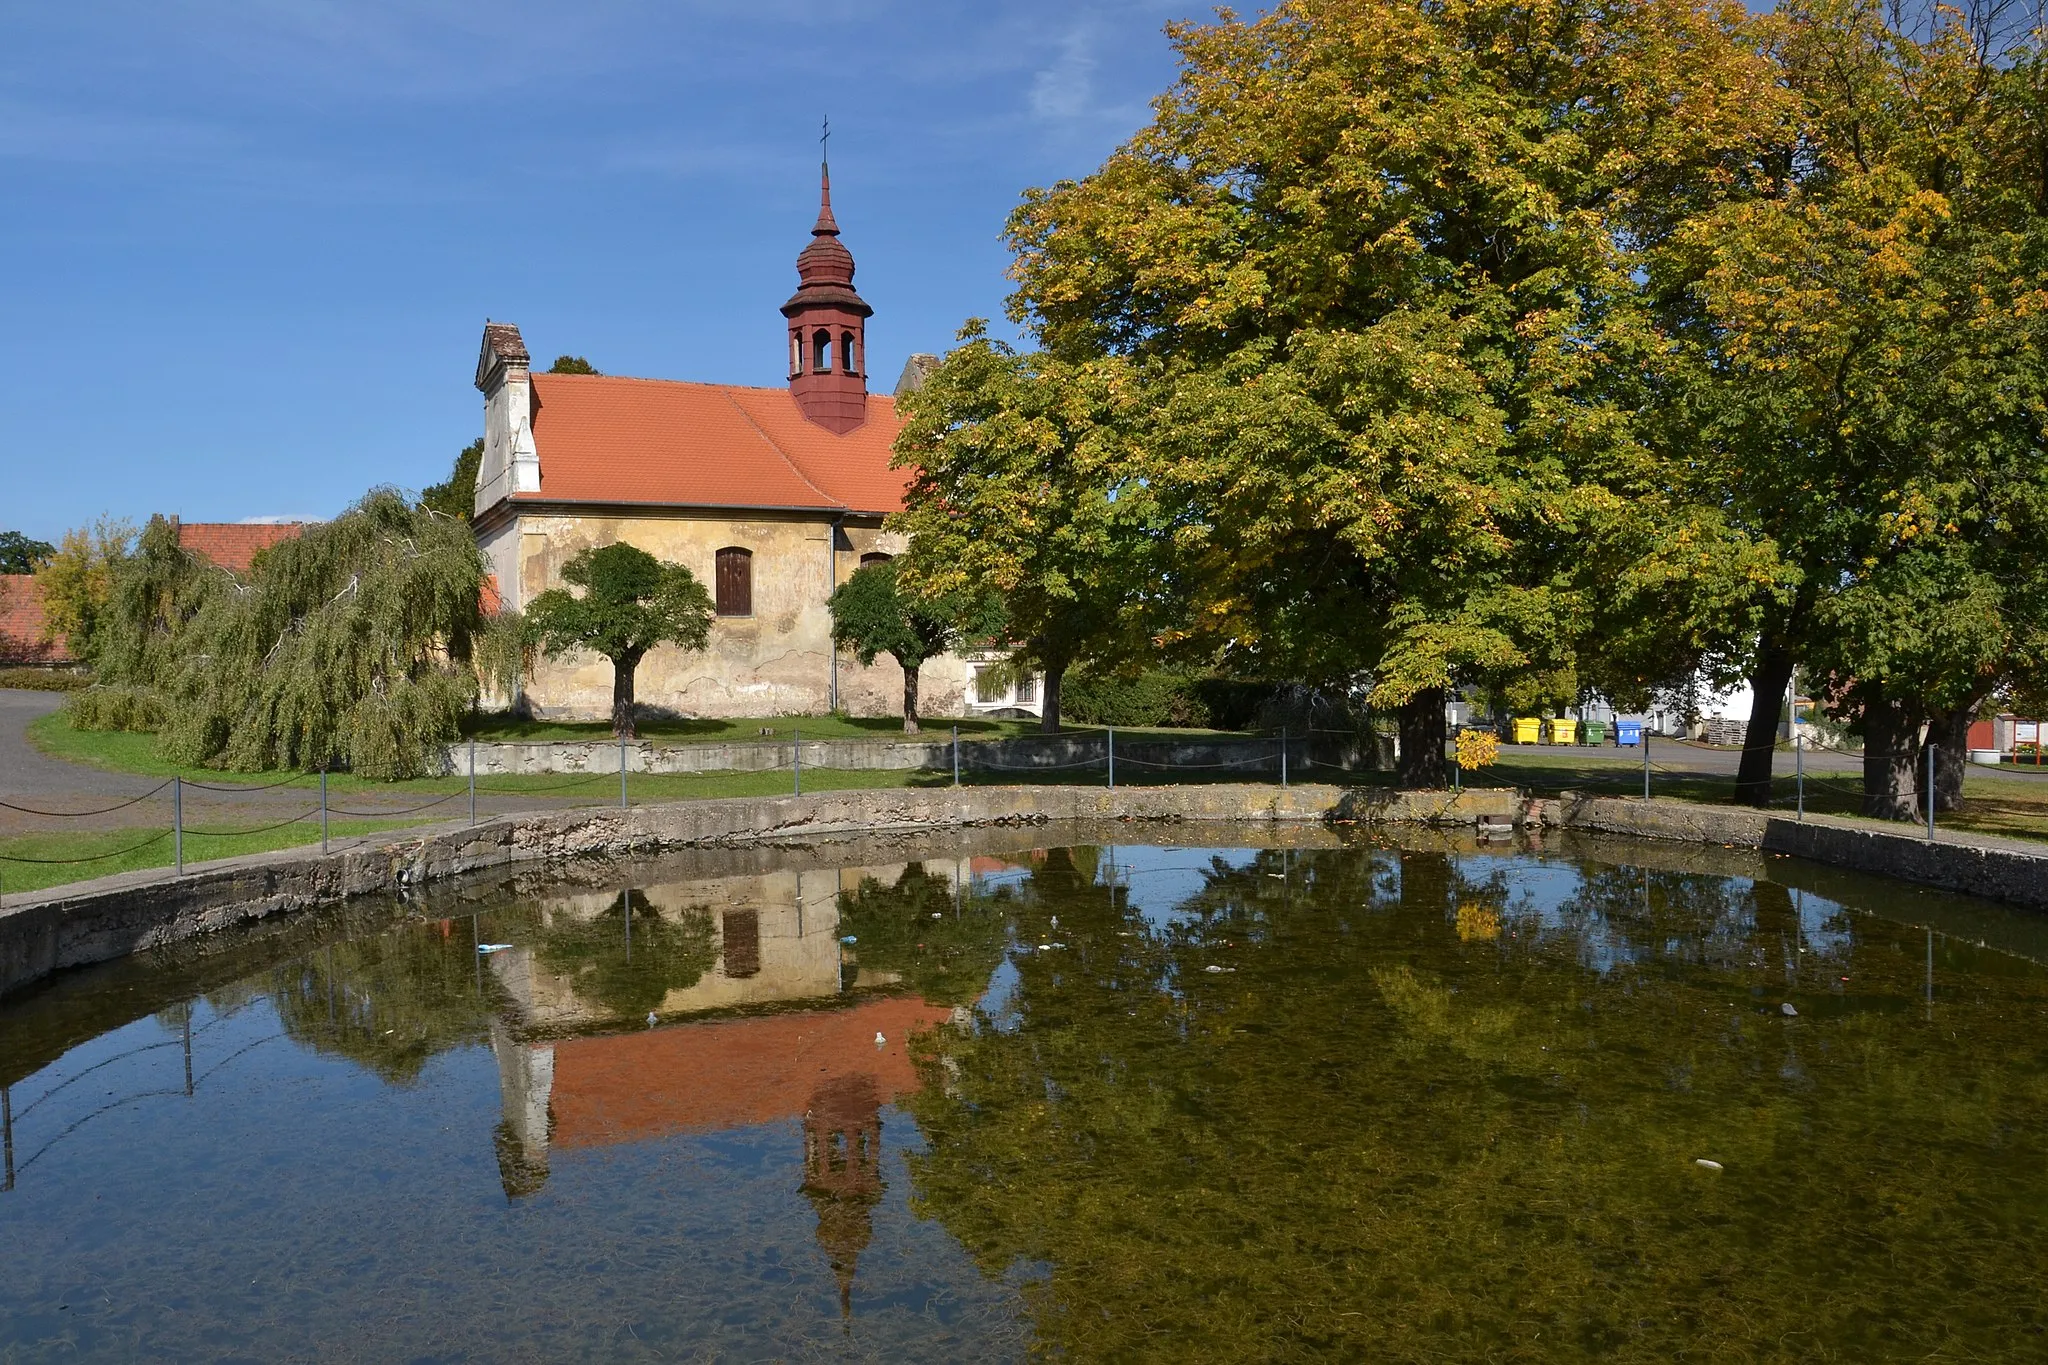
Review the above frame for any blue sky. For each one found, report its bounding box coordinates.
[0,1,1193,541]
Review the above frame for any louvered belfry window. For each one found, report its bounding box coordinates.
[715,547,753,617]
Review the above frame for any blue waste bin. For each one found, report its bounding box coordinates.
[1615,720,1643,746]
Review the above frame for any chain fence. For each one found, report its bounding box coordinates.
[8,721,2042,898]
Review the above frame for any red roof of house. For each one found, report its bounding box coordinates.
[0,576,71,666]
[178,522,304,575]
[520,373,909,516]
[547,995,950,1150]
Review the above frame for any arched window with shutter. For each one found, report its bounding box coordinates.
[715,547,753,617]
[859,551,892,569]
[841,331,856,375]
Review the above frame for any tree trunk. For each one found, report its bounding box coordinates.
[611,651,641,740]
[1860,687,1921,821]
[1925,702,1977,814]
[1395,687,1449,789]
[901,660,922,736]
[1039,660,1066,735]
[1733,634,1798,808]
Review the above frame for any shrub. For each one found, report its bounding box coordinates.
[1061,670,1282,729]
[66,683,168,732]
[0,667,91,692]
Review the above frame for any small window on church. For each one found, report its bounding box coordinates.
[813,330,832,373]
[715,547,753,617]
[859,551,892,568]
[841,332,856,374]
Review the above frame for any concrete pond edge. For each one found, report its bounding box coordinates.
[3,782,2043,1002]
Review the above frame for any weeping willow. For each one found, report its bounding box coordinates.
[74,489,495,778]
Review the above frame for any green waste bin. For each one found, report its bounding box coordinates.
[1582,720,1608,746]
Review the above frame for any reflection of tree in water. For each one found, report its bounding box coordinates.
[903,844,2048,1361]
[837,863,1007,1006]
[530,890,716,1019]
[271,921,497,1084]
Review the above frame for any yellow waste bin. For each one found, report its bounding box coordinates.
[1512,717,1543,744]
[1547,718,1580,746]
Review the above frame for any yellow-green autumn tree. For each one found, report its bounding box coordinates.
[948,0,1793,783]
[1674,0,2048,815]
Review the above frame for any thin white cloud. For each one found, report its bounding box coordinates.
[1030,24,1101,121]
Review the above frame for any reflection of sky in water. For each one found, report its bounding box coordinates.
[978,959,1024,1033]
[1795,887,1855,956]
[1098,845,1261,933]
[1443,854,1863,975]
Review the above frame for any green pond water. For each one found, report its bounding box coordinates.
[2,827,2046,1362]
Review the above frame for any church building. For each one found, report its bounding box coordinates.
[471,165,968,720]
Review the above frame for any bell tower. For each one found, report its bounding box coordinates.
[782,152,872,433]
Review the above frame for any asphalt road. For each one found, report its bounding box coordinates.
[1497,738,1864,776]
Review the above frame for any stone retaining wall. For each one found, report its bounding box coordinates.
[438,732,1370,778]
[5,784,2044,1004]
[0,784,1342,1002]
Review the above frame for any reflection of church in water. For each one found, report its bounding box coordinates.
[485,859,966,1316]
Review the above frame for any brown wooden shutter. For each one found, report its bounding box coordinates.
[715,547,752,616]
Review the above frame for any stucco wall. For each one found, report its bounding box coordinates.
[498,510,968,721]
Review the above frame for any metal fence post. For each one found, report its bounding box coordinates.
[1107,726,1115,790]
[952,725,960,788]
[1642,730,1651,800]
[620,734,629,810]
[1795,736,1804,821]
[173,776,183,874]
[321,768,329,854]
[794,730,802,796]
[1281,727,1289,787]
[468,736,477,826]
[1926,743,1936,840]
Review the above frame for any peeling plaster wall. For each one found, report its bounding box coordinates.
[502,510,967,721]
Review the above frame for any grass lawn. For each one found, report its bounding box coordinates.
[0,818,422,897]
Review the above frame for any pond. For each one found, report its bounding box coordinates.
[2,825,2046,1361]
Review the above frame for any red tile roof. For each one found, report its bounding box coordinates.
[548,995,949,1149]
[520,374,909,516]
[0,576,71,666]
[178,522,304,575]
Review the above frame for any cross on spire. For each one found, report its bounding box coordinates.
[820,115,830,169]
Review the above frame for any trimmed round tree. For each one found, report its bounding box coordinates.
[828,559,967,735]
[524,542,712,738]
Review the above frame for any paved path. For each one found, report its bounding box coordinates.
[0,689,589,837]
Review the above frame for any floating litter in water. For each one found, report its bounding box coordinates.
[1695,1159,1724,1171]
[1050,916,1058,928]
[840,935,858,944]
[1781,1002,1798,1017]
[1039,943,1054,951]
[1204,964,1235,974]
[932,912,943,919]
[477,944,513,954]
